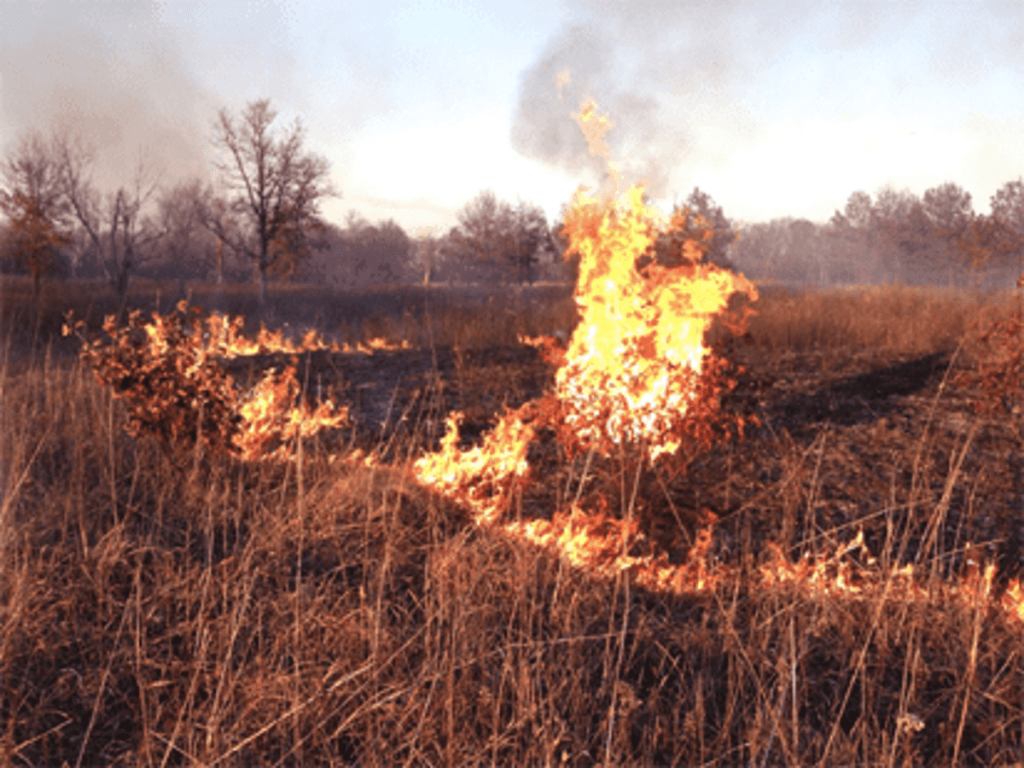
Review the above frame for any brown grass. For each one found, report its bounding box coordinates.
[2,279,1024,765]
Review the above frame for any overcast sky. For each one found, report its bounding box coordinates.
[2,0,1024,236]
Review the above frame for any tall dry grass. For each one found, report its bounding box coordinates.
[1,281,1023,765]
[744,282,1021,359]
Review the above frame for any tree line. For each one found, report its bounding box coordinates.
[9,94,1010,299]
[0,97,579,308]
[729,182,1024,287]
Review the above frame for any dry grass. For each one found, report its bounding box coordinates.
[2,279,1024,765]
[0,276,578,363]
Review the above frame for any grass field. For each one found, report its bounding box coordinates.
[3,276,1024,765]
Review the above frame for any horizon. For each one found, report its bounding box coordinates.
[2,1,1024,236]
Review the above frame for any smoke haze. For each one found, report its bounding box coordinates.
[511,0,1024,212]
[510,0,813,198]
[3,1,1024,234]
[0,1,221,196]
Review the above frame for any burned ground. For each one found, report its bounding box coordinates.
[223,332,1023,590]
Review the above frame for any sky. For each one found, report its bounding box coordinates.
[2,0,1024,236]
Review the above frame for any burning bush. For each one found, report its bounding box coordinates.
[63,300,349,462]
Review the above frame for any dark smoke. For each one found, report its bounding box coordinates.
[510,23,674,197]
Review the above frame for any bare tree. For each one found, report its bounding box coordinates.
[155,178,205,272]
[314,212,412,288]
[990,178,1024,236]
[923,181,974,240]
[411,232,442,285]
[204,98,337,305]
[0,130,74,296]
[154,178,246,287]
[507,201,551,284]
[54,132,165,311]
[448,191,552,284]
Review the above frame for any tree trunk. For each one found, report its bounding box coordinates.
[114,248,132,325]
[256,259,267,306]
[116,269,131,325]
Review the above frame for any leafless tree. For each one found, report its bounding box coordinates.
[204,98,337,305]
[991,179,1024,236]
[54,131,165,312]
[154,178,245,286]
[410,229,444,286]
[922,182,974,240]
[448,191,552,284]
[0,130,74,296]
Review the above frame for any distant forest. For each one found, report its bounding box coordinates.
[728,182,1024,289]
[3,98,1024,294]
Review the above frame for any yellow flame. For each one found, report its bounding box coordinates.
[413,410,534,524]
[192,310,406,360]
[402,98,1024,628]
[557,184,756,458]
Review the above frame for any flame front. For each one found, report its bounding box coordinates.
[196,312,407,359]
[411,98,759,599]
[404,98,1024,628]
[558,185,757,459]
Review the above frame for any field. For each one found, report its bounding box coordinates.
[3,274,1024,765]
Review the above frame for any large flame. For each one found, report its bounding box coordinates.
[406,97,1024,628]
[412,98,757,594]
[557,185,757,459]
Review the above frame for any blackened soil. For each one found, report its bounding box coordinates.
[222,343,556,449]
[227,341,1024,586]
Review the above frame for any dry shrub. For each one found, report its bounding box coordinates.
[62,301,347,463]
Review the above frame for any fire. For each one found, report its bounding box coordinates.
[413,410,535,524]
[412,98,755,595]
[65,302,353,464]
[195,312,408,359]
[508,505,718,593]
[64,95,1024,632]
[405,97,1024,629]
[557,185,757,460]
[760,533,1024,624]
[232,362,349,462]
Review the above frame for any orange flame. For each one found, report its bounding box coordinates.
[508,505,718,593]
[413,410,534,524]
[558,185,757,459]
[194,312,407,360]
[232,363,349,462]
[404,99,1024,629]
[412,100,754,589]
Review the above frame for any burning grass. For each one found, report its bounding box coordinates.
[3,275,1024,764]
[5,105,1024,760]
